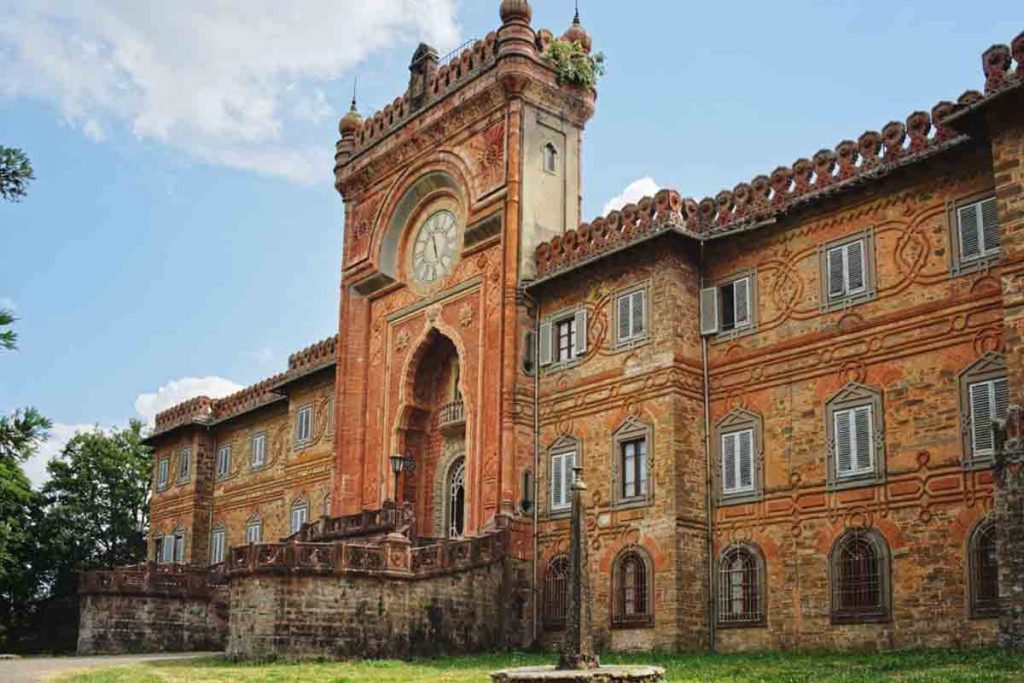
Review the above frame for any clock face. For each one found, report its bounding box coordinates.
[412,209,459,284]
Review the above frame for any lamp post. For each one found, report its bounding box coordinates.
[389,453,405,503]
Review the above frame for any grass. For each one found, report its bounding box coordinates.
[55,648,1024,683]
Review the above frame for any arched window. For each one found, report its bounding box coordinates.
[209,525,227,565]
[543,143,558,174]
[290,499,309,535]
[543,555,570,629]
[830,527,890,623]
[969,519,1000,618]
[447,457,466,538]
[612,548,653,628]
[245,514,262,544]
[718,544,765,627]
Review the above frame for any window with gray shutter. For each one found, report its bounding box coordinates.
[616,289,646,345]
[538,322,552,367]
[833,405,874,478]
[710,270,758,336]
[821,232,874,311]
[160,534,175,563]
[550,450,575,511]
[157,457,170,489]
[958,197,1000,261]
[177,448,191,482]
[210,528,226,565]
[825,383,886,487]
[722,429,754,495]
[573,308,587,356]
[700,287,719,335]
[216,445,231,478]
[969,378,1008,458]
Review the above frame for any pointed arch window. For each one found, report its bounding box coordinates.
[717,544,766,627]
[959,353,1009,468]
[829,527,891,623]
[548,435,579,516]
[447,457,466,538]
[825,383,886,489]
[612,547,653,628]
[969,519,1000,618]
[245,515,262,544]
[543,555,570,630]
[290,499,309,534]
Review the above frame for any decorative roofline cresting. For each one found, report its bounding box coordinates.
[533,29,1024,283]
[151,334,338,437]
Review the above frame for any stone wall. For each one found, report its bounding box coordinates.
[226,558,525,660]
[78,588,227,654]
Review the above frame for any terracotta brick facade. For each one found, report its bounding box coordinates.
[88,2,1024,657]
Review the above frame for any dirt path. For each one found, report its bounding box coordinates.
[0,651,219,682]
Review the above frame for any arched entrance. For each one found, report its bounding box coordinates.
[395,328,468,538]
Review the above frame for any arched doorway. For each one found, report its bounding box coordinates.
[447,456,466,538]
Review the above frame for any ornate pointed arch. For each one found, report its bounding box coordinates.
[715,407,764,503]
[824,382,886,488]
[610,415,653,507]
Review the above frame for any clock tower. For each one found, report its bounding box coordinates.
[330,0,595,537]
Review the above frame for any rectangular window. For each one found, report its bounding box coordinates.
[550,451,576,512]
[210,528,226,565]
[295,405,313,444]
[826,240,866,299]
[539,309,587,367]
[721,429,754,495]
[173,532,185,563]
[555,318,576,363]
[834,405,875,478]
[157,457,169,489]
[969,378,1009,458]
[160,535,175,563]
[216,445,231,478]
[958,197,1000,262]
[177,448,191,482]
[290,504,309,534]
[246,520,262,544]
[616,289,647,344]
[251,433,267,468]
[719,276,750,332]
[620,438,648,499]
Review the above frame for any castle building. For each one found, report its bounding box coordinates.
[79,1,1024,657]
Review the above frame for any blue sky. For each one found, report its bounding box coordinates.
[1,0,1020,485]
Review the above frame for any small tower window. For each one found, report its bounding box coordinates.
[543,143,558,174]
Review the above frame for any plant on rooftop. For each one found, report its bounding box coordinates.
[543,39,605,89]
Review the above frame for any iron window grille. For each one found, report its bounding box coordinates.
[612,549,653,628]
[969,520,1001,618]
[717,545,766,627]
[830,527,890,624]
[543,555,570,630]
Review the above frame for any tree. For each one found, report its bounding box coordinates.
[40,422,152,598]
[0,309,14,352]
[0,146,34,202]
[0,409,50,649]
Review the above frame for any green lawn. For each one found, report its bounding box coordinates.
[56,649,1024,683]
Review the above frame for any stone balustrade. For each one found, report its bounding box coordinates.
[79,562,221,598]
[437,398,466,432]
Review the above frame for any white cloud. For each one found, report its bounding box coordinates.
[0,0,460,183]
[601,177,662,216]
[26,422,101,489]
[134,376,244,426]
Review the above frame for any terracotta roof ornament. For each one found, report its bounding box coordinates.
[499,0,531,25]
[561,2,592,54]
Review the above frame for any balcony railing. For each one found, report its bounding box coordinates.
[284,502,414,543]
[437,399,466,433]
[79,562,220,598]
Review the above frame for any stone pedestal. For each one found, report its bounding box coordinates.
[490,665,665,682]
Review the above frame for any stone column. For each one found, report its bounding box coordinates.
[558,466,598,670]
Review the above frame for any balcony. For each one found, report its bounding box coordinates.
[437,399,466,435]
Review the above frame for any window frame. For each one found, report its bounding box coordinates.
[717,543,767,628]
[949,192,1001,277]
[714,409,763,505]
[710,268,758,343]
[824,383,886,490]
[828,527,891,624]
[548,439,578,516]
[176,448,191,483]
[613,284,649,348]
[958,353,1009,469]
[543,554,570,630]
[173,529,185,564]
[294,404,314,446]
[611,418,653,508]
[968,518,1000,619]
[290,500,310,535]
[542,142,559,175]
[215,444,231,480]
[819,228,877,312]
[156,456,170,490]
[539,307,588,371]
[611,546,654,629]
[250,431,268,469]
[245,516,262,545]
[210,525,227,565]
[159,533,175,564]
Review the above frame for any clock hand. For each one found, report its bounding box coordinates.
[431,233,440,260]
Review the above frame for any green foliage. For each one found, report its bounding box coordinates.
[0,146,34,202]
[542,39,605,89]
[56,648,1024,682]
[0,308,15,351]
[41,421,153,596]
